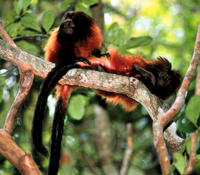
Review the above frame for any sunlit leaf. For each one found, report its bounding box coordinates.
[21,13,41,32]
[0,88,3,104]
[16,40,39,55]
[185,96,200,127]
[6,23,24,37]
[80,0,98,6]
[4,10,17,26]
[106,22,126,46]
[14,0,23,15]
[22,0,32,13]
[68,95,88,120]
[75,3,88,12]
[18,30,39,36]
[0,74,6,85]
[186,138,191,155]
[60,0,74,10]
[173,152,185,174]
[41,10,55,33]
[119,36,153,50]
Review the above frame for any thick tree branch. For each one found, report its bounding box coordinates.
[0,38,183,145]
[0,37,184,174]
[0,129,41,175]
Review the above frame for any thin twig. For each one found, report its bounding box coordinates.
[195,67,200,96]
[67,0,79,11]
[184,131,198,175]
[95,104,118,175]
[4,14,25,28]
[120,123,133,175]
[4,70,34,134]
[12,34,49,41]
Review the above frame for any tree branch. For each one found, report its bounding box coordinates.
[0,21,35,135]
[94,104,118,175]
[153,22,200,175]
[0,129,41,175]
[4,70,34,134]
[184,131,198,175]
[120,123,133,175]
[0,38,183,144]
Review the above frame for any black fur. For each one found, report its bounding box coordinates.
[31,62,81,157]
[57,11,94,45]
[135,57,182,100]
[47,97,65,175]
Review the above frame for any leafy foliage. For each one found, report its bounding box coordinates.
[67,94,89,120]
[41,10,55,33]
[185,96,200,127]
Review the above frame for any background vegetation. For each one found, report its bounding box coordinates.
[0,0,200,174]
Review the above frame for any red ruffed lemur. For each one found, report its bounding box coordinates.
[31,11,182,175]
[31,11,109,175]
[80,49,182,111]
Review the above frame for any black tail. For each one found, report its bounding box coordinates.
[47,97,66,175]
[31,62,80,157]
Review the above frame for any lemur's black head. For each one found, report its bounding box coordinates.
[57,11,95,44]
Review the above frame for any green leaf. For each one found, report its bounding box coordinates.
[0,75,6,86]
[173,152,185,174]
[196,154,200,161]
[0,75,5,104]
[21,13,41,32]
[80,0,98,6]
[14,0,23,15]
[4,10,17,26]
[176,116,197,133]
[119,36,153,50]
[41,10,55,33]
[185,96,200,127]
[60,0,74,10]
[75,3,88,12]
[6,23,24,37]
[68,95,88,120]
[106,22,126,47]
[16,40,39,55]
[22,0,32,13]
[18,30,39,36]
[41,38,48,50]
[186,138,191,155]
[0,88,3,104]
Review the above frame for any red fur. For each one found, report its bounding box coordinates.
[86,49,149,111]
[45,23,103,101]
[79,49,180,111]
[45,25,102,63]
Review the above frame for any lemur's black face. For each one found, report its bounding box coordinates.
[135,57,182,100]
[57,11,94,44]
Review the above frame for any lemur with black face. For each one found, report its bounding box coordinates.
[31,11,109,175]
